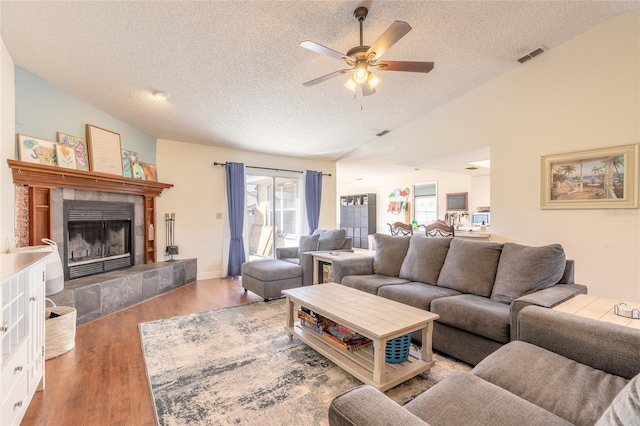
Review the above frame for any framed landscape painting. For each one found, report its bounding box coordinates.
[58,132,89,171]
[18,134,57,166]
[541,144,638,209]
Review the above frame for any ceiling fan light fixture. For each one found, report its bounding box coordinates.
[344,76,358,91]
[353,64,369,84]
[367,72,381,89]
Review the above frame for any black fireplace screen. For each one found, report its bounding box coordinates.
[67,220,130,262]
[63,201,135,280]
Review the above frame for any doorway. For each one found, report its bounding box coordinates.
[245,172,302,261]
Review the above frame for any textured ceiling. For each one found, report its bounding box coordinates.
[1,1,638,162]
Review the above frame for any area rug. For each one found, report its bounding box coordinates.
[139,299,470,425]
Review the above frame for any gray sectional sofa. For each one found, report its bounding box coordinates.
[328,305,640,426]
[331,233,587,365]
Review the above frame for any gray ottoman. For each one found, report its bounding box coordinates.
[241,259,303,301]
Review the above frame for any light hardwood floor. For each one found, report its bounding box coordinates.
[22,278,262,426]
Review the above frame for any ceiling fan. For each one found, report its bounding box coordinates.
[300,6,434,96]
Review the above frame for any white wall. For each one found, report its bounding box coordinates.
[469,175,490,213]
[156,139,336,279]
[0,39,15,252]
[384,11,640,300]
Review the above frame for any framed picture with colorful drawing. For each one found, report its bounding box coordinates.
[121,149,138,178]
[58,132,89,171]
[55,144,78,169]
[132,161,158,181]
[141,162,158,181]
[541,144,638,209]
[17,134,57,166]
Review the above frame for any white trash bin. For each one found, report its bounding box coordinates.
[10,238,64,296]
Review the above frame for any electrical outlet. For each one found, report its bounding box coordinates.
[216,212,223,220]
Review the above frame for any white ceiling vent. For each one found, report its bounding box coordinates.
[516,46,547,64]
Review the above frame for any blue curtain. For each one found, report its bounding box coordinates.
[226,162,246,277]
[305,170,322,234]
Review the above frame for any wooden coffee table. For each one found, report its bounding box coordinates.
[282,283,439,391]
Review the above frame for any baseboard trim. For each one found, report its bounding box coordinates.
[197,271,221,280]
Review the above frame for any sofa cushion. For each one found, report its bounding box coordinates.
[490,242,566,304]
[404,371,572,426]
[596,373,640,426]
[430,294,511,343]
[378,282,461,311]
[473,340,628,426]
[373,233,411,277]
[314,229,347,251]
[341,274,409,295]
[298,234,320,257]
[399,234,451,284]
[436,238,503,297]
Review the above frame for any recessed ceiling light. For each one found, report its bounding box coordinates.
[467,160,490,168]
[152,90,169,101]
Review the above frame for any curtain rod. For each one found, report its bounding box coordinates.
[213,162,331,177]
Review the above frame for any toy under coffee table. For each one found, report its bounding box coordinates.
[283,283,439,391]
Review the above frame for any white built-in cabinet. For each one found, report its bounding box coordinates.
[1,252,47,425]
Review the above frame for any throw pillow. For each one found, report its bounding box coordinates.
[436,238,503,297]
[399,234,451,285]
[490,242,566,304]
[298,234,320,258]
[315,229,348,251]
[373,233,411,277]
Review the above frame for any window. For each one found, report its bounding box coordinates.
[413,183,437,225]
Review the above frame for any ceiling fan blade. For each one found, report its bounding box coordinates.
[362,83,376,97]
[366,21,412,61]
[303,69,351,86]
[376,61,434,73]
[300,40,347,61]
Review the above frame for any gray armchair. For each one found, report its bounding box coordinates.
[276,229,353,285]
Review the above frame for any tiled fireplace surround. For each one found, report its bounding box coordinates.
[15,186,196,325]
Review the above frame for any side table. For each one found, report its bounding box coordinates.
[311,250,374,284]
[552,294,640,329]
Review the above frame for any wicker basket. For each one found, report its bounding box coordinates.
[45,298,77,360]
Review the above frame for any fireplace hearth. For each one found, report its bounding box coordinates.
[64,200,135,280]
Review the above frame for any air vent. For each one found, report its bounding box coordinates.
[516,46,547,64]
[376,130,390,137]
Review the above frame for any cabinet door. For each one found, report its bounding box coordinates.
[26,261,45,393]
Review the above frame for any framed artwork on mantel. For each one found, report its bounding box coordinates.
[17,134,57,166]
[541,144,638,209]
[55,144,77,169]
[86,124,124,176]
[58,132,89,171]
[122,149,138,178]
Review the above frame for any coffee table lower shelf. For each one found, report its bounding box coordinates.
[286,322,433,391]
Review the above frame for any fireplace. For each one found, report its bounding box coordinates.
[63,200,135,280]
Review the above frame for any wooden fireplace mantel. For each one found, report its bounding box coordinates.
[8,159,174,263]
[8,159,173,197]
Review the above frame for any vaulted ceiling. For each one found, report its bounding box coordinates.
[2,1,638,162]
